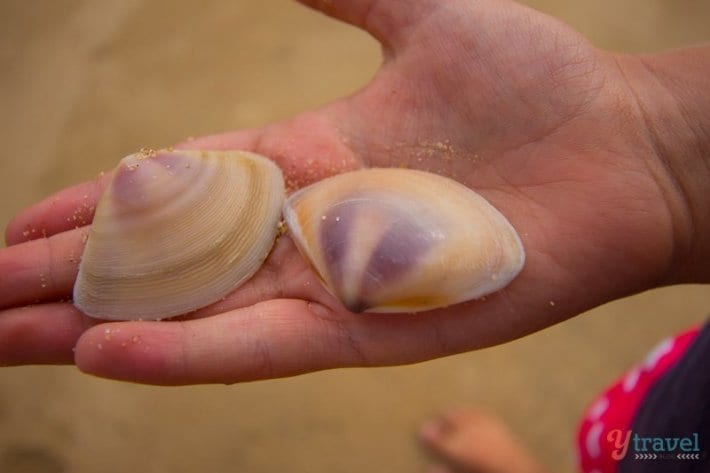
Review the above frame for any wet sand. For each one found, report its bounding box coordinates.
[1,1,708,472]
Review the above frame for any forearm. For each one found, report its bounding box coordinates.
[617,46,710,283]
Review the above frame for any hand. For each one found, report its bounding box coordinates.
[1,0,705,384]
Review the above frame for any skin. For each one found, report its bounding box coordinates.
[419,408,545,473]
[1,0,708,385]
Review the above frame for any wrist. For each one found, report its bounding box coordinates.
[614,47,710,283]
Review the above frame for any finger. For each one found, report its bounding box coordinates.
[0,239,309,367]
[295,0,437,51]
[74,274,565,386]
[4,129,261,247]
[5,172,111,246]
[74,299,366,385]
[73,293,516,386]
[0,237,305,366]
[73,278,545,385]
[177,112,362,190]
[0,228,87,309]
[0,303,94,366]
[0,214,318,319]
[174,128,260,151]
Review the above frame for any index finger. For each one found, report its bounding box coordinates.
[4,131,263,246]
[4,172,111,246]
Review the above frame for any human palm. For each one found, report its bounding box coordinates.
[0,0,678,384]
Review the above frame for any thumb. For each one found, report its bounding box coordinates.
[296,0,435,52]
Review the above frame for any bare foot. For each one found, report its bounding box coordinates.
[419,408,547,473]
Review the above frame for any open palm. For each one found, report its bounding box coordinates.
[0,0,682,384]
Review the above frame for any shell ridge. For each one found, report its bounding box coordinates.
[281,167,525,314]
[74,149,286,320]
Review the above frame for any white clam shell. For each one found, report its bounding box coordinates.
[283,168,525,313]
[73,149,285,320]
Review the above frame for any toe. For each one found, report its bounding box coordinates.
[420,419,445,444]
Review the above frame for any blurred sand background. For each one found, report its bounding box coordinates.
[0,1,708,472]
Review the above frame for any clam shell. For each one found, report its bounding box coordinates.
[73,149,285,320]
[283,168,525,313]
